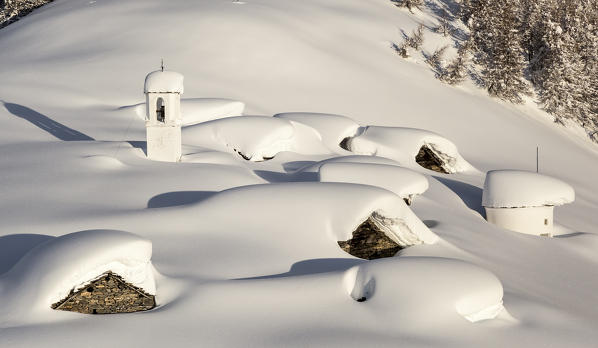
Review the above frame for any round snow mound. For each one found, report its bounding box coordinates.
[319,162,429,199]
[0,230,155,321]
[183,116,295,161]
[482,170,575,208]
[345,126,473,173]
[344,257,504,323]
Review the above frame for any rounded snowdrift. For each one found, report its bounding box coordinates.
[183,116,295,161]
[274,112,360,152]
[197,182,438,249]
[482,170,575,208]
[344,126,474,173]
[0,230,155,322]
[344,257,504,323]
[319,162,429,201]
[299,155,402,174]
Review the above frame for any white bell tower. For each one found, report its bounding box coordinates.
[144,67,184,162]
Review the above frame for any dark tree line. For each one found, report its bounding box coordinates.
[462,0,598,140]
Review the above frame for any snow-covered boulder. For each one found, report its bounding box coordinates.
[144,70,184,93]
[345,126,473,173]
[482,170,575,236]
[318,162,428,203]
[0,230,155,323]
[344,257,505,324]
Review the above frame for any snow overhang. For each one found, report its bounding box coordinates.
[482,170,575,208]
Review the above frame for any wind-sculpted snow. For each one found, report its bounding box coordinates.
[0,230,155,325]
[1,0,598,346]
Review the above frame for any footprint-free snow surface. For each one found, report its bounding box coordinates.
[1,0,598,347]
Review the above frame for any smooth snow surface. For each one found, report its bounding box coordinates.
[144,70,184,94]
[319,162,429,199]
[0,230,155,325]
[1,0,598,346]
[346,126,474,173]
[482,170,575,208]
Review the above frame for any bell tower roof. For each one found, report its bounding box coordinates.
[144,70,184,94]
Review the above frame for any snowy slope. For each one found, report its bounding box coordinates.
[1,0,598,347]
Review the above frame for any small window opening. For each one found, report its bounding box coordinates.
[544,218,548,225]
[156,97,165,123]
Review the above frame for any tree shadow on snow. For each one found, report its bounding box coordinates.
[3,102,94,141]
[235,258,366,280]
[147,191,217,208]
[434,177,486,218]
[0,234,55,275]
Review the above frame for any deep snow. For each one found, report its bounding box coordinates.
[1,0,598,347]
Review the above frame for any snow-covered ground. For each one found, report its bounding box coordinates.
[1,0,598,347]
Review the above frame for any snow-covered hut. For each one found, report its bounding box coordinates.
[318,162,429,205]
[144,70,184,162]
[482,170,575,237]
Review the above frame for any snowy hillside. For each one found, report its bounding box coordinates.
[1,0,598,347]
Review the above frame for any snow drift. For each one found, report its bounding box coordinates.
[319,162,429,201]
[344,257,505,323]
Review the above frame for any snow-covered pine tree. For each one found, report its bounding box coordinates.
[441,44,470,85]
[470,0,529,103]
[391,0,423,13]
[436,10,451,37]
[406,24,425,50]
[535,21,581,124]
[425,45,448,76]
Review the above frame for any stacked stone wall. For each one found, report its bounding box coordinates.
[51,272,155,314]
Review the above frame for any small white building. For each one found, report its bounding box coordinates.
[482,170,575,237]
[144,70,184,162]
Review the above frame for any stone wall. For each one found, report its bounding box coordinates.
[1,0,53,29]
[415,145,449,174]
[338,216,403,260]
[51,271,156,314]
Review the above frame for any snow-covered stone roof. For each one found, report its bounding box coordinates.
[318,162,429,199]
[482,170,575,208]
[144,70,184,93]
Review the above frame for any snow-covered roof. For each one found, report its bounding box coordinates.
[144,70,184,93]
[346,126,474,173]
[319,162,429,199]
[0,230,155,316]
[482,170,575,208]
